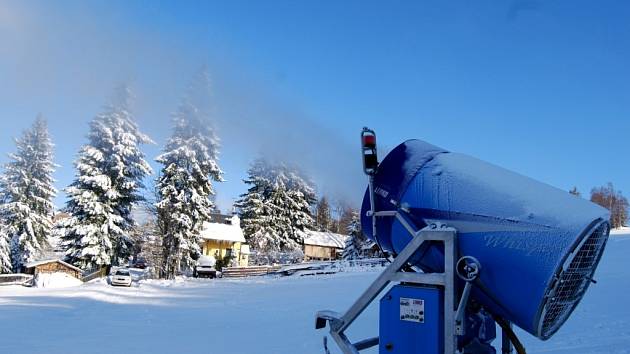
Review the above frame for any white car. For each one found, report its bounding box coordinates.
[111,269,132,287]
[193,256,222,279]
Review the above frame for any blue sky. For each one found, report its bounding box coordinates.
[0,0,628,212]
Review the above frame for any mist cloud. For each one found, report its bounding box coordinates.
[209,73,367,206]
[0,1,369,210]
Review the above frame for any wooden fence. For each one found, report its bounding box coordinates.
[81,267,109,282]
[222,265,282,278]
[222,258,387,278]
[0,273,34,286]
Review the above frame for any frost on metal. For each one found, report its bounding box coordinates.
[361,139,611,339]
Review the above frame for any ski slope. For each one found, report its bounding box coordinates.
[0,235,628,354]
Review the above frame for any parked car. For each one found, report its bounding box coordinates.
[132,258,147,269]
[111,269,132,287]
[193,256,222,279]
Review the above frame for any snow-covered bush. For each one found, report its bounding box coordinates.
[34,272,82,288]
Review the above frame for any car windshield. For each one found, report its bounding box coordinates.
[115,270,130,276]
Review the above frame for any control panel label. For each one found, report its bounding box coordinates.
[400,297,424,323]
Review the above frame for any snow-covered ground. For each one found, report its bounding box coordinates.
[1,236,629,354]
[33,272,83,288]
[611,226,630,237]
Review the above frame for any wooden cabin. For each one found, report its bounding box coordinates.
[23,259,83,280]
[361,240,384,258]
[303,230,349,261]
[199,214,249,267]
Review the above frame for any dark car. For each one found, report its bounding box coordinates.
[132,258,147,269]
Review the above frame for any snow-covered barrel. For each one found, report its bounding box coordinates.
[360,140,610,339]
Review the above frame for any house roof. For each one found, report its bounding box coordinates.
[199,215,246,243]
[362,240,377,250]
[24,259,83,272]
[303,230,349,249]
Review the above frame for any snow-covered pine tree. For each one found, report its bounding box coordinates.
[265,182,296,251]
[0,116,57,271]
[283,167,316,248]
[337,205,355,236]
[61,87,153,269]
[236,159,278,251]
[0,223,12,273]
[156,72,224,278]
[236,159,315,253]
[342,209,364,260]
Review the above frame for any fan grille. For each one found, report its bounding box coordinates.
[539,222,609,338]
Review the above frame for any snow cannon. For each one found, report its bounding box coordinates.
[359,139,610,340]
[316,128,610,354]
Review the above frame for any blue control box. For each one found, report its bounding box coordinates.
[379,284,443,354]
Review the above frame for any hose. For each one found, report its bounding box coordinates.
[494,315,527,354]
[471,278,526,354]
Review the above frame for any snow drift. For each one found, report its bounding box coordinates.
[34,272,83,289]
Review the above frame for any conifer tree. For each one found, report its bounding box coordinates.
[236,159,315,252]
[61,87,152,269]
[0,224,12,273]
[283,167,316,248]
[315,196,332,231]
[236,159,278,251]
[337,205,355,236]
[0,116,57,271]
[342,209,364,260]
[156,72,224,278]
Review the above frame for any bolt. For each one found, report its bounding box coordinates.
[385,343,394,351]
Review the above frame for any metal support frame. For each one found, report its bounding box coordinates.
[319,127,466,353]
[315,214,460,354]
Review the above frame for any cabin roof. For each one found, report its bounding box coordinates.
[303,230,348,249]
[24,259,83,272]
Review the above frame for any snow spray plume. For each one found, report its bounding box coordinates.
[209,76,366,206]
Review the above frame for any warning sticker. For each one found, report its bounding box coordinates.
[400,297,424,323]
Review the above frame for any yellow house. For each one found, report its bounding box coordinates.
[199,214,250,267]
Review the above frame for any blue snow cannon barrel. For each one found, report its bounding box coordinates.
[361,140,610,340]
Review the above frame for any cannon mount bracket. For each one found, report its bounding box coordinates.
[315,216,462,354]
